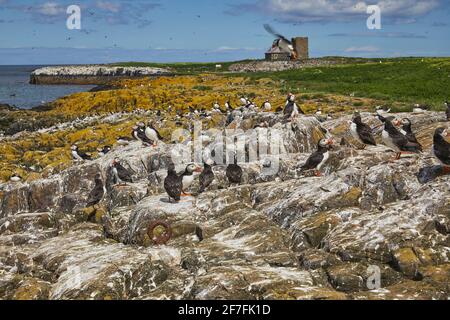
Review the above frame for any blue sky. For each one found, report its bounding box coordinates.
[0,0,449,64]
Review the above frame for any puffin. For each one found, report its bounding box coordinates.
[225,100,233,111]
[71,145,92,161]
[10,174,22,182]
[226,111,234,126]
[376,106,391,117]
[133,125,153,145]
[262,100,272,111]
[314,107,329,122]
[350,113,377,148]
[301,138,333,176]
[110,158,133,185]
[164,163,182,202]
[398,118,423,151]
[226,155,243,185]
[413,104,430,113]
[97,145,112,157]
[86,173,106,207]
[198,161,214,193]
[240,97,248,106]
[213,101,221,112]
[145,122,163,146]
[284,97,299,119]
[445,101,450,121]
[132,126,141,140]
[181,163,202,196]
[116,136,133,146]
[432,127,450,166]
[381,117,422,159]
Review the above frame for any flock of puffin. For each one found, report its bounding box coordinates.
[79,96,450,206]
[11,96,449,207]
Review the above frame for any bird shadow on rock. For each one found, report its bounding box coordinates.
[159,197,172,203]
[417,165,450,184]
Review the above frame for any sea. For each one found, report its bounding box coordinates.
[0,65,95,109]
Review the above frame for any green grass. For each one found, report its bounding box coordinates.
[111,57,449,110]
[109,60,252,74]
[239,57,450,110]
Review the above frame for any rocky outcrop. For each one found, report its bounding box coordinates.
[30,66,172,85]
[0,110,449,300]
[229,59,339,73]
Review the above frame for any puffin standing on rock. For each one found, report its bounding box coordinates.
[380,117,422,160]
[97,146,112,157]
[262,100,272,111]
[181,163,202,196]
[145,121,163,146]
[164,163,202,202]
[226,154,243,186]
[398,118,422,151]
[284,93,302,120]
[136,123,154,146]
[164,163,182,202]
[433,128,450,168]
[350,113,377,148]
[110,158,133,185]
[71,145,92,161]
[301,138,333,176]
[199,161,214,193]
[86,173,106,207]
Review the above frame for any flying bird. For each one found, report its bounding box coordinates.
[263,24,297,59]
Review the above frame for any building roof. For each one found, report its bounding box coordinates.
[266,46,284,54]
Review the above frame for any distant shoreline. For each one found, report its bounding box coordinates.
[30,65,173,85]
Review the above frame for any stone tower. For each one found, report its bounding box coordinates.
[292,37,309,60]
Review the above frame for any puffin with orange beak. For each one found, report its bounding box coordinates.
[110,158,133,186]
[381,117,422,160]
[433,128,450,169]
[181,163,202,196]
[301,138,334,176]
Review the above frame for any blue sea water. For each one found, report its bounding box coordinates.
[0,65,94,109]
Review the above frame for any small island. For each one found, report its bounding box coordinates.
[30,65,173,85]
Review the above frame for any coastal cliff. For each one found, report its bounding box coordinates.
[30,65,172,85]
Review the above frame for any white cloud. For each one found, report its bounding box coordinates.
[241,0,442,23]
[36,2,65,16]
[96,1,121,13]
[213,46,262,52]
[344,46,381,53]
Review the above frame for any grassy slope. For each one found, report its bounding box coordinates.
[113,57,449,110]
[240,57,450,111]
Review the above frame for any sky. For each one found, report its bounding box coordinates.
[0,0,449,64]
